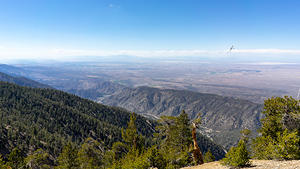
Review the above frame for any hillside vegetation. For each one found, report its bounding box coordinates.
[0,81,226,168]
[0,81,155,156]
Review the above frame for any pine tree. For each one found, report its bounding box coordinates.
[221,139,251,168]
[156,110,193,168]
[56,142,79,169]
[175,111,192,151]
[122,112,139,150]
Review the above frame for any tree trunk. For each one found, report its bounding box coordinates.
[192,123,204,165]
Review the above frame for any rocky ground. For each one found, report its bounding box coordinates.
[182,160,300,169]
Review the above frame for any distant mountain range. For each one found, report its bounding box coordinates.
[0,71,52,89]
[100,86,264,149]
[54,76,263,149]
[66,79,125,100]
[0,64,24,75]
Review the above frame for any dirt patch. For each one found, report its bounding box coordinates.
[182,160,300,169]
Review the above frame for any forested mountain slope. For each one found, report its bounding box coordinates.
[0,82,225,159]
[0,82,155,157]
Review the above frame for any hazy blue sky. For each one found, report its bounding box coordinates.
[0,0,300,59]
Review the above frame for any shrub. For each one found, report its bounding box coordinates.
[203,150,215,163]
[253,129,300,160]
[251,135,276,160]
[222,139,251,168]
[276,130,300,160]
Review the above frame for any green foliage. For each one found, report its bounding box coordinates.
[24,149,53,169]
[0,156,5,167]
[158,111,192,152]
[0,155,9,169]
[203,150,215,163]
[56,142,79,169]
[175,111,192,151]
[240,129,251,139]
[77,138,103,169]
[102,151,115,169]
[156,111,193,168]
[260,97,299,138]
[251,135,274,160]
[105,111,175,169]
[6,147,25,169]
[275,129,300,160]
[111,142,129,161]
[119,150,150,169]
[122,113,139,150]
[252,96,300,160]
[102,141,129,168]
[193,113,202,126]
[222,139,251,168]
[146,146,167,169]
[104,112,152,169]
[252,129,300,160]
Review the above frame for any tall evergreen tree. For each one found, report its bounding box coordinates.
[175,111,192,151]
[222,139,251,168]
[122,112,139,150]
[156,110,193,168]
[56,142,79,169]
